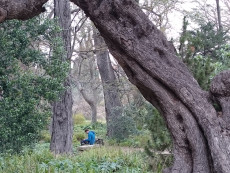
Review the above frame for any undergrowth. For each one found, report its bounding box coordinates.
[0,143,151,173]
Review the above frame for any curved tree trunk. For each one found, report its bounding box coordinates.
[79,87,98,124]
[50,0,73,154]
[93,29,123,137]
[0,0,48,22]
[71,0,230,172]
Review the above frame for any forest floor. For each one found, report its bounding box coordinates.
[0,120,172,173]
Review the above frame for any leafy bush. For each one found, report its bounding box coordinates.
[40,130,51,143]
[73,113,86,125]
[74,132,86,141]
[0,17,68,153]
[110,116,138,141]
[145,105,171,151]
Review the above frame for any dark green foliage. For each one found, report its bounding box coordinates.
[185,56,216,90]
[179,18,228,59]
[217,44,230,71]
[0,18,69,153]
[143,105,172,172]
[123,101,171,150]
[123,101,147,130]
[179,17,229,90]
[145,105,171,151]
[111,116,138,141]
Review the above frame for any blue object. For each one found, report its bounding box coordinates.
[83,131,95,145]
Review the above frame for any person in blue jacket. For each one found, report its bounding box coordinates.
[81,129,96,145]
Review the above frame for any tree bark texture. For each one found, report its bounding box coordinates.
[0,0,48,22]
[70,0,230,172]
[50,0,73,154]
[93,29,123,137]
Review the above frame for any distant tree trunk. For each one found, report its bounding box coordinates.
[72,32,99,124]
[78,86,98,124]
[93,29,122,137]
[50,0,73,154]
[216,0,222,31]
[71,0,230,172]
[91,104,97,123]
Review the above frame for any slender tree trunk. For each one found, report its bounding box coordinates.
[93,29,122,137]
[71,0,230,172]
[91,103,97,123]
[216,0,222,31]
[50,0,73,154]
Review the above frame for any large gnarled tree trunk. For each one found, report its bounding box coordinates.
[50,0,73,154]
[93,29,123,137]
[2,0,230,172]
[71,1,230,173]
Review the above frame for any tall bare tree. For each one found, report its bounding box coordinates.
[93,29,123,137]
[50,0,73,154]
[72,23,101,123]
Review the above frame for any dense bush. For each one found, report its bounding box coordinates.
[73,113,86,125]
[123,102,148,130]
[123,101,171,150]
[0,18,68,153]
[110,116,138,141]
[75,132,86,141]
[145,105,172,151]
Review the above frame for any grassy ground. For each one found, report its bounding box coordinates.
[0,143,151,173]
[1,120,172,173]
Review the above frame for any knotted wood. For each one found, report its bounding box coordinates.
[0,0,48,22]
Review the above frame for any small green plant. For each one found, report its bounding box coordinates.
[40,130,51,143]
[73,113,86,125]
[74,132,86,141]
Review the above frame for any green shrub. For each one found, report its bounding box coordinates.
[74,132,86,141]
[111,116,138,141]
[73,113,86,125]
[0,18,69,153]
[40,130,51,143]
[145,105,172,151]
